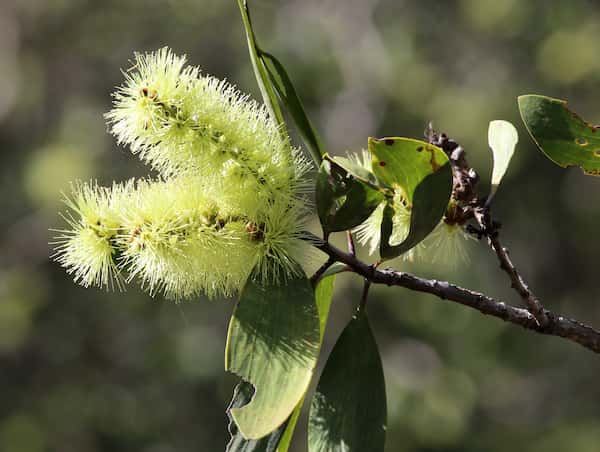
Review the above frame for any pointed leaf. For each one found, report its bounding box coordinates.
[225,275,320,439]
[262,51,325,165]
[316,157,385,234]
[275,273,337,451]
[488,120,518,200]
[308,312,387,452]
[314,273,336,341]
[236,0,285,127]
[518,94,600,176]
[368,137,452,260]
[275,403,302,452]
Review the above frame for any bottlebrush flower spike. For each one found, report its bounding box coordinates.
[52,48,309,299]
[105,47,308,189]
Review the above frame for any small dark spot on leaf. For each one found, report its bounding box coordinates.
[385,139,394,146]
[575,137,588,146]
[416,146,423,152]
[379,161,386,167]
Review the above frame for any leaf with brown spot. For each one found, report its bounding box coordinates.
[519,94,600,176]
[368,137,452,260]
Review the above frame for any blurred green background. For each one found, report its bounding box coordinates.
[2,0,600,451]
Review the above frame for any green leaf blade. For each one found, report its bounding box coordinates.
[225,275,321,439]
[316,157,385,234]
[368,137,452,260]
[518,94,600,176]
[236,0,285,128]
[308,312,387,452]
[262,52,325,165]
[275,273,337,451]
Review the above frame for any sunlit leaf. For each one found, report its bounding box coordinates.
[308,312,387,452]
[368,137,452,260]
[225,275,320,439]
[275,273,337,451]
[314,273,336,341]
[488,120,518,200]
[262,51,325,165]
[519,94,600,176]
[236,0,285,127]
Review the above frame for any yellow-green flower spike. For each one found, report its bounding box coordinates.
[53,48,309,300]
[105,47,309,193]
[51,181,133,291]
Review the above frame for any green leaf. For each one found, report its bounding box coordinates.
[518,94,600,176]
[262,51,325,165]
[368,137,452,260]
[225,275,321,439]
[227,381,287,452]
[316,157,385,234]
[275,403,302,452]
[329,155,380,186]
[319,262,347,281]
[236,0,285,128]
[488,120,518,200]
[308,312,387,452]
[275,273,337,452]
[314,273,336,341]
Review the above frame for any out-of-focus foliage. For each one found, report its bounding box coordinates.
[2,0,600,451]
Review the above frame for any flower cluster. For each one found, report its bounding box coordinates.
[53,48,309,299]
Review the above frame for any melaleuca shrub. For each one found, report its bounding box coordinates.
[53,48,309,299]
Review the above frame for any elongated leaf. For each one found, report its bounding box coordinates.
[225,275,320,439]
[488,120,518,200]
[519,94,600,176]
[262,52,325,165]
[275,274,337,452]
[275,403,301,452]
[314,273,336,341]
[236,0,285,128]
[308,312,387,452]
[227,381,287,452]
[369,137,452,260]
[316,157,385,234]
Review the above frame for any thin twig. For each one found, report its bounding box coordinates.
[310,256,336,286]
[346,231,356,257]
[307,233,600,354]
[474,207,549,326]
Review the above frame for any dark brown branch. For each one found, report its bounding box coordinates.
[308,234,600,354]
[310,256,336,286]
[428,128,549,327]
[474,208,549,326]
